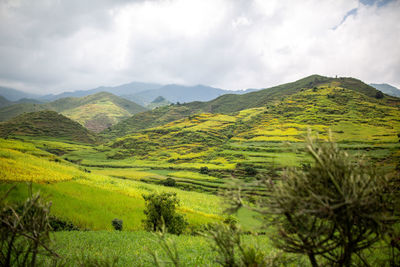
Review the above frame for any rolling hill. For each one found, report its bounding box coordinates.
[103,75,399,139]
[0,92,147,132]
[0,110,98,143]
[146,96,172,109]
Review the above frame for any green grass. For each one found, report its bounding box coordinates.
[44,231,277,267]
[0,180,221,231]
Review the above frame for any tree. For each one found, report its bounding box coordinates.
[111,218,123,231]
[227,134,397,266]
[142,192,188,235]
[0,186,59,266]
[200,166,209,175]
[376,91,384,99]
[265,135,395,266]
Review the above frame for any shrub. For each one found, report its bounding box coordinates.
[227,134,398,266]
[111,218,123,231]
[49,216,80,231]
[200,166,209,175]
[266,135,395,266]
[142,192,188,235]
[244,166,257,176]
[0,186,59,266]
[376,91,384,99]
[162,178,176,187]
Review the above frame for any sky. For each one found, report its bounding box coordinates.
[0,0,399,94]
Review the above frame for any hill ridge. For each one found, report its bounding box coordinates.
[0,110,99,144]
[102,75,399,138]
[0,92,147,132]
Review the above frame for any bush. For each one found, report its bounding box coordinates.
[0,186,59,266]
[162,178,176,187]
[111,218,123,231]
[266,135,395,266]
[376,91,384,99]
[49,216,80,231]
[226,134,398,266]
[200,166,209,175]
[244,166,257,176]
[142,192,188,235]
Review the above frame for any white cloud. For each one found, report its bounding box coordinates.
[0,0,398,94]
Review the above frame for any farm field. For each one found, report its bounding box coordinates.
[1,78,400,266]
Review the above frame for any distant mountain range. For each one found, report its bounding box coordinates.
[370,83,400,97]
[0,86,41,101]
[0,82,259,106]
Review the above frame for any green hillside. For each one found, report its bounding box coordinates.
[0,110,99,144]
[94,84,400,193]
[0,92,147,132]
[103,75,399,138]
[0,77,399,264]
[56,92,147,132]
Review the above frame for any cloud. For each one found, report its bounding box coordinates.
[0,0,399,94]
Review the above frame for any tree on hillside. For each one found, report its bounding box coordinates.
[142,192,188,235]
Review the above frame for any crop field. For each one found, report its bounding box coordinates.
[0,82,399,266]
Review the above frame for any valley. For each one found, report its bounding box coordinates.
[0,75,399,266]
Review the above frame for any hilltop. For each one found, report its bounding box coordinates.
[0,110,98,143]
[103,75,399,138]
[146,96,171,109]
[52,92,147,132]
[107,84,400,175]
[0,92,147,132]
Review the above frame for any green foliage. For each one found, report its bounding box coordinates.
[49,216,80,231]
[111,218,123,231]
[376,91,384,99]
[142,192,188,235]
[202,223,292,267]
[162,178,176,187]
[0,186,59,266]
[267,135,397,266]
[244,166,257,176]
[199,166,209,175]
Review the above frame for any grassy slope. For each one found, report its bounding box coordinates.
[79,84,400,193]
[0,138,222,230]
[0,92,147,132]
[0,111,99,144]
[103,75,399,138]
[108,85,400,161]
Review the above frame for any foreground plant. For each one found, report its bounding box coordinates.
[228,134,398,266]
[0,185,59,267]
[269,135,397,266]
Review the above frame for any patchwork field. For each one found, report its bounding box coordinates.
[1,78,399,266]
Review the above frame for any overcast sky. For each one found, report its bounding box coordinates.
[0,0,399,94]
